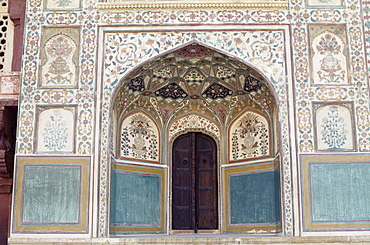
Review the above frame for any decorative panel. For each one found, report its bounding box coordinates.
[308,25,348,85]
[307,0,343,7]
[223,159,281,233]
[0,72,20,97]
[35,106,76,153]
[39,27,80,88]
[12,156,89,233]
[100,28,290,236]
[228,110,270,162]
[44,0,81,11]
[120,111,160,163]
[98,1,289,11]
[313,102,355,151]
[110,162,166,234]
[169,113,220,141]
[301,154,370,231]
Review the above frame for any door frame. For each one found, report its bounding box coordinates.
[169,130,221,234]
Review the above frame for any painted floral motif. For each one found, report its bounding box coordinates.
[202,83,232,99]
[169,114,220,140]
[312,31,348,84]
[174,44,214,58]
[251,41,272,61]
[128,76,145,92]
[116,43,137,64]
[120,113,159,162]
[230,112,269,161]
[41,34,77,87]
[45,0,81,10]
[307,0,343,7]
[321,106,347,149]
[43,110,68,151]
[244,75,262,92]
[54,0,73,7]
[155,83,188,99]
[315,103,355,151]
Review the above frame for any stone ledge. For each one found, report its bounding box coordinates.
[98,1,288,10]
[8,236,370,245]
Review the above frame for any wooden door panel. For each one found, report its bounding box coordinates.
[172,133,218,230]
[172,135,192,229]
[196,135,218,229]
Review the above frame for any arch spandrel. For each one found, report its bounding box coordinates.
[121,97,162,126]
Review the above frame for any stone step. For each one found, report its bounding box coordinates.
[8,236,370,245]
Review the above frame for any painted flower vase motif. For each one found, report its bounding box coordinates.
[120,112,160,162]
[230,111,270,161]
[41,34,77,87]
[312,32,347,84]
[132,136,147,157]
[242,132,257,154]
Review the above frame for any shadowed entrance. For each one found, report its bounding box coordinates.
[172,132,218,230]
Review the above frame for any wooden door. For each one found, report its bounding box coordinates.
[172,133,218,230]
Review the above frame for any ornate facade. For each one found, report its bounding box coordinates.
[3,0,370,243]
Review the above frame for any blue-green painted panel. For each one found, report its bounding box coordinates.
[22,165,80,224]
[229,170,280,224]
[311,163,370,222]
[110,170,161,225]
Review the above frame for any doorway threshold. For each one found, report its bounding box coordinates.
[170,229,221,235]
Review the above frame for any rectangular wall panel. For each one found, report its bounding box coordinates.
[12,156,90,234]
[301,154,370,231]
[110,162,166,234]
[22,165,80,224]
[223,160,281,233]
[229,171,280,224]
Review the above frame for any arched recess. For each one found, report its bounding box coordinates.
[119,110,160,163]
[109,42,281,235]
[225,109,281,233]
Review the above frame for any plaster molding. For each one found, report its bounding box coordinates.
[98,1,288,10]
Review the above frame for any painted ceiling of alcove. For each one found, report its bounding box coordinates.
[114,43,276,126]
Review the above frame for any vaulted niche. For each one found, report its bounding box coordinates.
[110,43,281,235]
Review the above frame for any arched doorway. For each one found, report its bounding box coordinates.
[110,42,282,235]
[172,132,218,230]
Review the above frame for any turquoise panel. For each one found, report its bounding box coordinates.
[229,170,280,224]
[22,165,80,224]
[110,170,161,225]
[311,163,370,222]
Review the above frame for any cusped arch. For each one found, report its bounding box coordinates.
[168,113,221,144]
